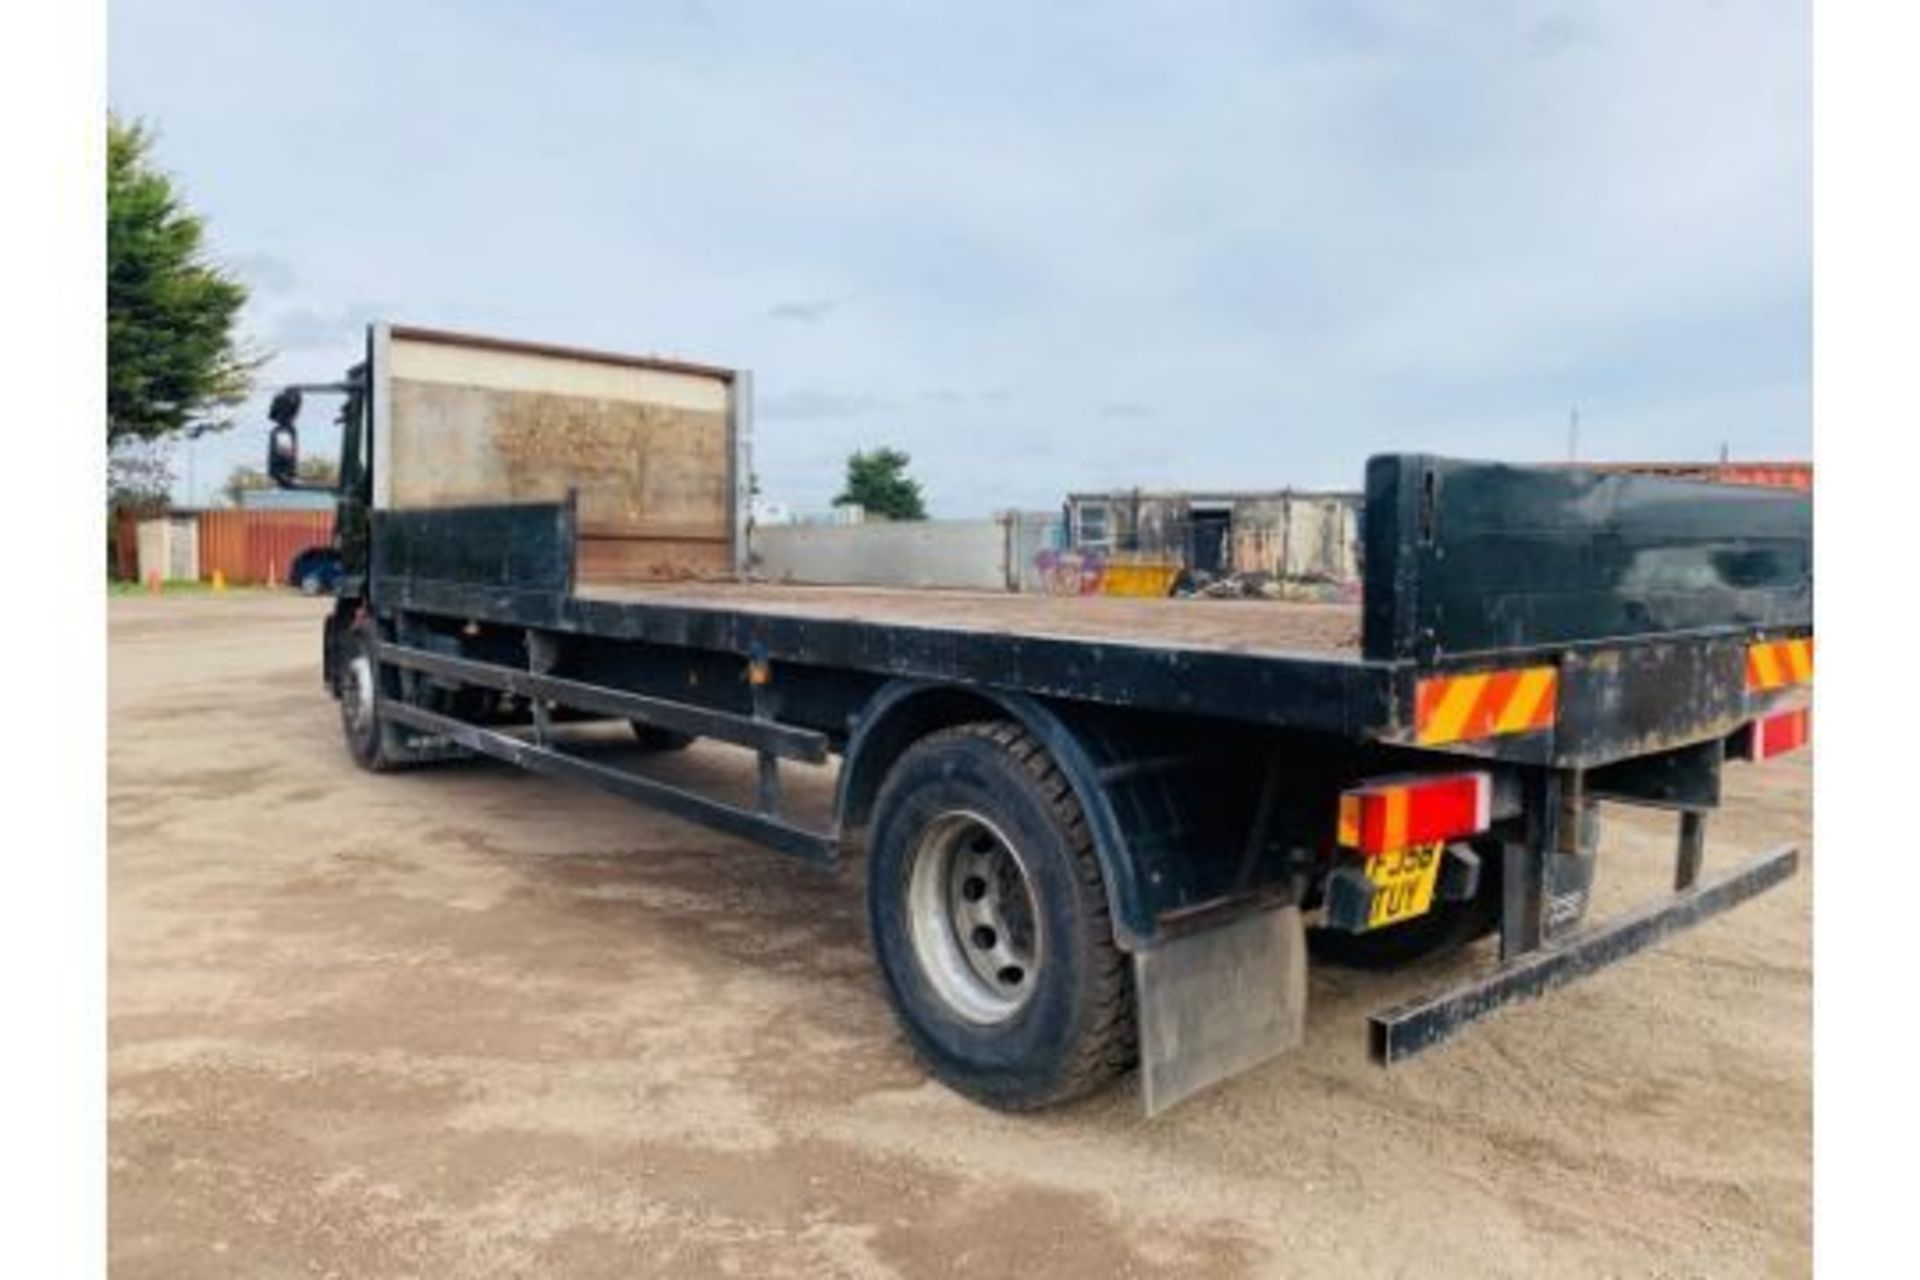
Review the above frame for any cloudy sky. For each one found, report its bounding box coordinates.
[110,0,1809,514]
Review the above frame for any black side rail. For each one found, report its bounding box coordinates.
[372,637,839,866]
[377,642,828,763]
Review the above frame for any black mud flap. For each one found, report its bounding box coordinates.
[1367,844,1798,1065]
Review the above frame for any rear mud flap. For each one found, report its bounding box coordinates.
[1134,903,1306,1116]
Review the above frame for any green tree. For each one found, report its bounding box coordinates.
[107,116,262,449]
[107,442,174,512]
[834,447,927,521]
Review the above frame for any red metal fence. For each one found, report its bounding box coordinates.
[109,508,335,584]
[110,509,141,581]
[197,510,335,585]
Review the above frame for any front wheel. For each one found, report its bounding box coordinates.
[866,721,1136,1110]
[335,624,409,772]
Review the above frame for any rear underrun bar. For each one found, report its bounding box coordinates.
[1367,844,1799,1065]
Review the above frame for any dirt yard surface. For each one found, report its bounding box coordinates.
[109,595,1811,1278]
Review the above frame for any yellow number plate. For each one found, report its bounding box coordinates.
[1363,842,1444,930]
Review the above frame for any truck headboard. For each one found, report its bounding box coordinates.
[1361,455,1812,664]
[372,324,749,586]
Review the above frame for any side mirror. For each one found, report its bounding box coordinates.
[268,386,303,427]
[267,387,303,486]
[267,423,300,487]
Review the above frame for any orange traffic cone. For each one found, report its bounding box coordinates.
[146,569,162,595]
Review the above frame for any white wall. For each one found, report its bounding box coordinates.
[136,516,199,583]
[752,519,1014,591]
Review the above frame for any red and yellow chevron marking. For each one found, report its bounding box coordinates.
[1746,637,1813,691]
[1414,665,1558,747]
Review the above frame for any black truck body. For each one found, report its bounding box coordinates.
[276,324,1811,1114]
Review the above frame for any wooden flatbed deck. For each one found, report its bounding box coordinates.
[579,581,1363,658]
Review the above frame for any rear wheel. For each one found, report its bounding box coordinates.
[866,721,1136,1110]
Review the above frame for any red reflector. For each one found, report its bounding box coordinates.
[1745,708,1811,761]
[1337,773,1492,856]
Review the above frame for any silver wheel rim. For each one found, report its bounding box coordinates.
[343,652,376,738]
[905,810,1042,1024]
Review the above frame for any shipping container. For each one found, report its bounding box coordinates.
[1064,490,1362,585]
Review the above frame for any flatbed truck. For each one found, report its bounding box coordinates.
[265,323,1812,1114]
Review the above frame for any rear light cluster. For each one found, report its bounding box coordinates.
[1742,707,1811,761]
[1337,772,1492,856]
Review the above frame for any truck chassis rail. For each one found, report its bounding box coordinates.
[1367,843,1799,1064]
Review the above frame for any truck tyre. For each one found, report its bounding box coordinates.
[627,721,695,752]
[866,721,1136,1110]
[1308,840,1503,970]
[336,624,408,773]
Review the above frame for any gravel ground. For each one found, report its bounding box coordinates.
[109,594,1811,1278]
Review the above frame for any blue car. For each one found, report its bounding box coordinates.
[288,546,343,595]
